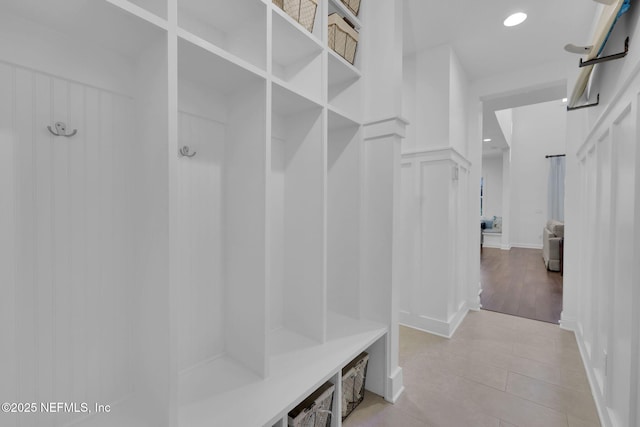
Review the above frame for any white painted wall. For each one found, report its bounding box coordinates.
[450,51,469,156]
[402,45,467,155]
[481,154,503,219]
[509,100,566,249]
[495,109,513,147]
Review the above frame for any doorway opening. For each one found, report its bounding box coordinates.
[478,86,567,324]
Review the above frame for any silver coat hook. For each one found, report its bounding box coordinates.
[47,121,77,137]
[179,145,196,158]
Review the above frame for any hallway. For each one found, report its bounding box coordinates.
[480,248,563,324]
[345,310,599,427]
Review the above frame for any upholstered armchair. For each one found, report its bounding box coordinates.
[543,220,564,271]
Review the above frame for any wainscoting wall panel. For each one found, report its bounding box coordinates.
[398,147,471,337]
[572,74,640,427]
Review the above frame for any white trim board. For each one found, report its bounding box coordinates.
[402,146,472,169]
[400,303,469,339]
[510,243,543,250]
[568,325,611,427]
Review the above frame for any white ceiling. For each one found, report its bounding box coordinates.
[403,0,597,81]
[403,0,596,154]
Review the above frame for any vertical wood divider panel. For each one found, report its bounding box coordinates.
[225,80,269,377]
[265,0,274,375]
[133,33,171,425]
[0,62,17,427]
[168,0,180,426]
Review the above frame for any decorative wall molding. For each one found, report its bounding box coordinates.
[559,312,578,332]
[577,102,632,160]
[400,302,469,339]
[402,146,472,170]
[575,329,613,427]
[387,367,405,403]
[577,54,640,155]
[363,116,409,141]
[570,63,640,427]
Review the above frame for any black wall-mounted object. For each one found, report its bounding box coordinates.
[567,93,600,111]
[579,37,629,67]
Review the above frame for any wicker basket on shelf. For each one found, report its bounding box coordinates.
[341,352,368,420]
[288,382,335,427]
[328,13,359,65]
[273,0,318,33]
[340,0,361,16]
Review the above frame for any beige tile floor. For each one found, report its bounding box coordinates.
[344,310,600,427]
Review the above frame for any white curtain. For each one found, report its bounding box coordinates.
[547,156,565,221]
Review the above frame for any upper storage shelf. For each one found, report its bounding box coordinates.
[178,36,266,96]
[328,0,361,29]
[1,0,167,56]
[178,0,267,70]
[0,0,168,96]
[122,0,168,20]
[328,48,361,87]
[272,0,323,44]
[272,7,323,102]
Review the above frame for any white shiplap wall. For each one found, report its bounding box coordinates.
[177,111,225,372]
[0,62,134,426]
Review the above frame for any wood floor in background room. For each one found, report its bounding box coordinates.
[480,247,563,324]
[344,311,600,427]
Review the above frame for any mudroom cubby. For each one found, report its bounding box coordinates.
[327,53,362,121]
[327,110,362,320]
[178,0,267,71]
[2,1,400,426]
[0,0,171,426]
[327,32,362,120]
[270,83,325,348]
[272,7,324,103]
[176,34,269,410]
[327,0,362,30]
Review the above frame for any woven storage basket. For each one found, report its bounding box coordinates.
[273,0,318,33]
[328,13,359,65]
[288,382,335,427]
[339,0,361,16]
[341,352,369,420]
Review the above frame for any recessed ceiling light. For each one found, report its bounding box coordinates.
[504,12,527,27]
[483,138,492,142]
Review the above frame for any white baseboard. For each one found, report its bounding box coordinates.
[482,242,502,249]
[449,302,468,336]
[559,312,578,331]
[483,243,540,250]
[386,367,404,403]
[399,303,469,338]
[567,323,611,427]
[511,243,543,250]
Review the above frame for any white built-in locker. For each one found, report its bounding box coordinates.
[0,1,399,426]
